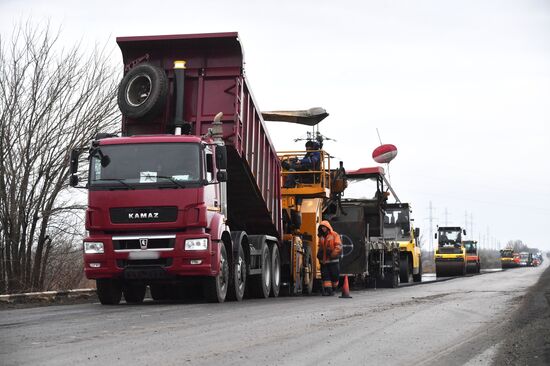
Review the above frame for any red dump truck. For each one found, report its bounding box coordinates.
[70,33,285,304]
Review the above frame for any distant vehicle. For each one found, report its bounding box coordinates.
[434,226,467,277]
[518,252,532,267]
[463,240,480,274]
[500,249,519,269]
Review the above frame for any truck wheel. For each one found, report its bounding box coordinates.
[249,242,271,298]
[399,256,412,283]
[383,250,400,288]
[117,63,168,120]
[270,244,281,297]
[96,279,122,305]
[413,257,422,282]
[301,245,314,295]
[150,284,170,301]
[203,244,229,303]
[227,242,247,301]
[123,283,146,304]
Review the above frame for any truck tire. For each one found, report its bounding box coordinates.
[383,250,400,288]
[227,242,247,301]
[399,255,412,283]
[302,245,314,295]
[413,257,422,282]
[203,244,229,303]
[96,279,122,305]
[117,63,168,120]
[248,242,271,299]
[270,243,281,297]
[123,283,146,304]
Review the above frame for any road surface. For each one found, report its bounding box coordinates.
[1,262,547,366]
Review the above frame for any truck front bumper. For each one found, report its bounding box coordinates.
[83,233,220,280]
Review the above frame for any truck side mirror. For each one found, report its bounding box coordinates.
[415,228,420,238]
[216,170,228,182]
[69,149,80,187]
[216,146,227,170]
[70,149,80,174]
[69,175,79,187]
[434,233,438,239]
[463,229,467,235]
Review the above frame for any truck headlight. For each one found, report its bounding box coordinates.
[185,238,208,251]
[84,241,104,254]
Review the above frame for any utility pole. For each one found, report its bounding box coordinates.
[487,225,491,249]
[470,213,473,239]
[428,201,434,255]
[464,210,468,236]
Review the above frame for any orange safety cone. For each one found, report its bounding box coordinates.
[339,275,352,298]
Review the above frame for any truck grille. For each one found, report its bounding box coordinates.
[113,235,176,251]
[110,206,178,223]
[117,258,173,268]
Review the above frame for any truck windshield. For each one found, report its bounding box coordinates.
[90,143,201,188]
[383,208,410,240]
[464,241,477,253]
[501,250,513,258]
[345,177,379,200]
[438,228,462,247]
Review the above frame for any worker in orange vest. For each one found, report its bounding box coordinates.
[316,220,342,296]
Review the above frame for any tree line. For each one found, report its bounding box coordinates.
[0,22,118,294]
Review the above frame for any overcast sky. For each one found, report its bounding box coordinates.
[2,0,549,250]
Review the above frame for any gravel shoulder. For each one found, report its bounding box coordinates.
[493,263,550,366]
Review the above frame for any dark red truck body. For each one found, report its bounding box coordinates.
[83,33,282,289]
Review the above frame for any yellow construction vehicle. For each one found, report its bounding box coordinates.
[434,226,467,277]
[262,108,346,294]
[384,203,422,282]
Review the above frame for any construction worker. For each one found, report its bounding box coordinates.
[316,220,342,296]
[283,140,321,187]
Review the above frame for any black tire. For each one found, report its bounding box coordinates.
[96,279,122,305]
[203,244,229,303]
[270,244,281,298]
[150,284,170,301]
[400,255,412,283]
[117,63,168,120]
[413,257,422,282]
[227,242,247,301]
[302,245,314,295]
[123,283,146,304]
[249,243,271,299]
[383,250,400,288]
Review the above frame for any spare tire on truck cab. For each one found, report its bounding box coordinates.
[117,63,168,120]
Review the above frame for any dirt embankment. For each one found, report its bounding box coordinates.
[493,264,550,365]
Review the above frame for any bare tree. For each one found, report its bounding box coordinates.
[0,21,119,293]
